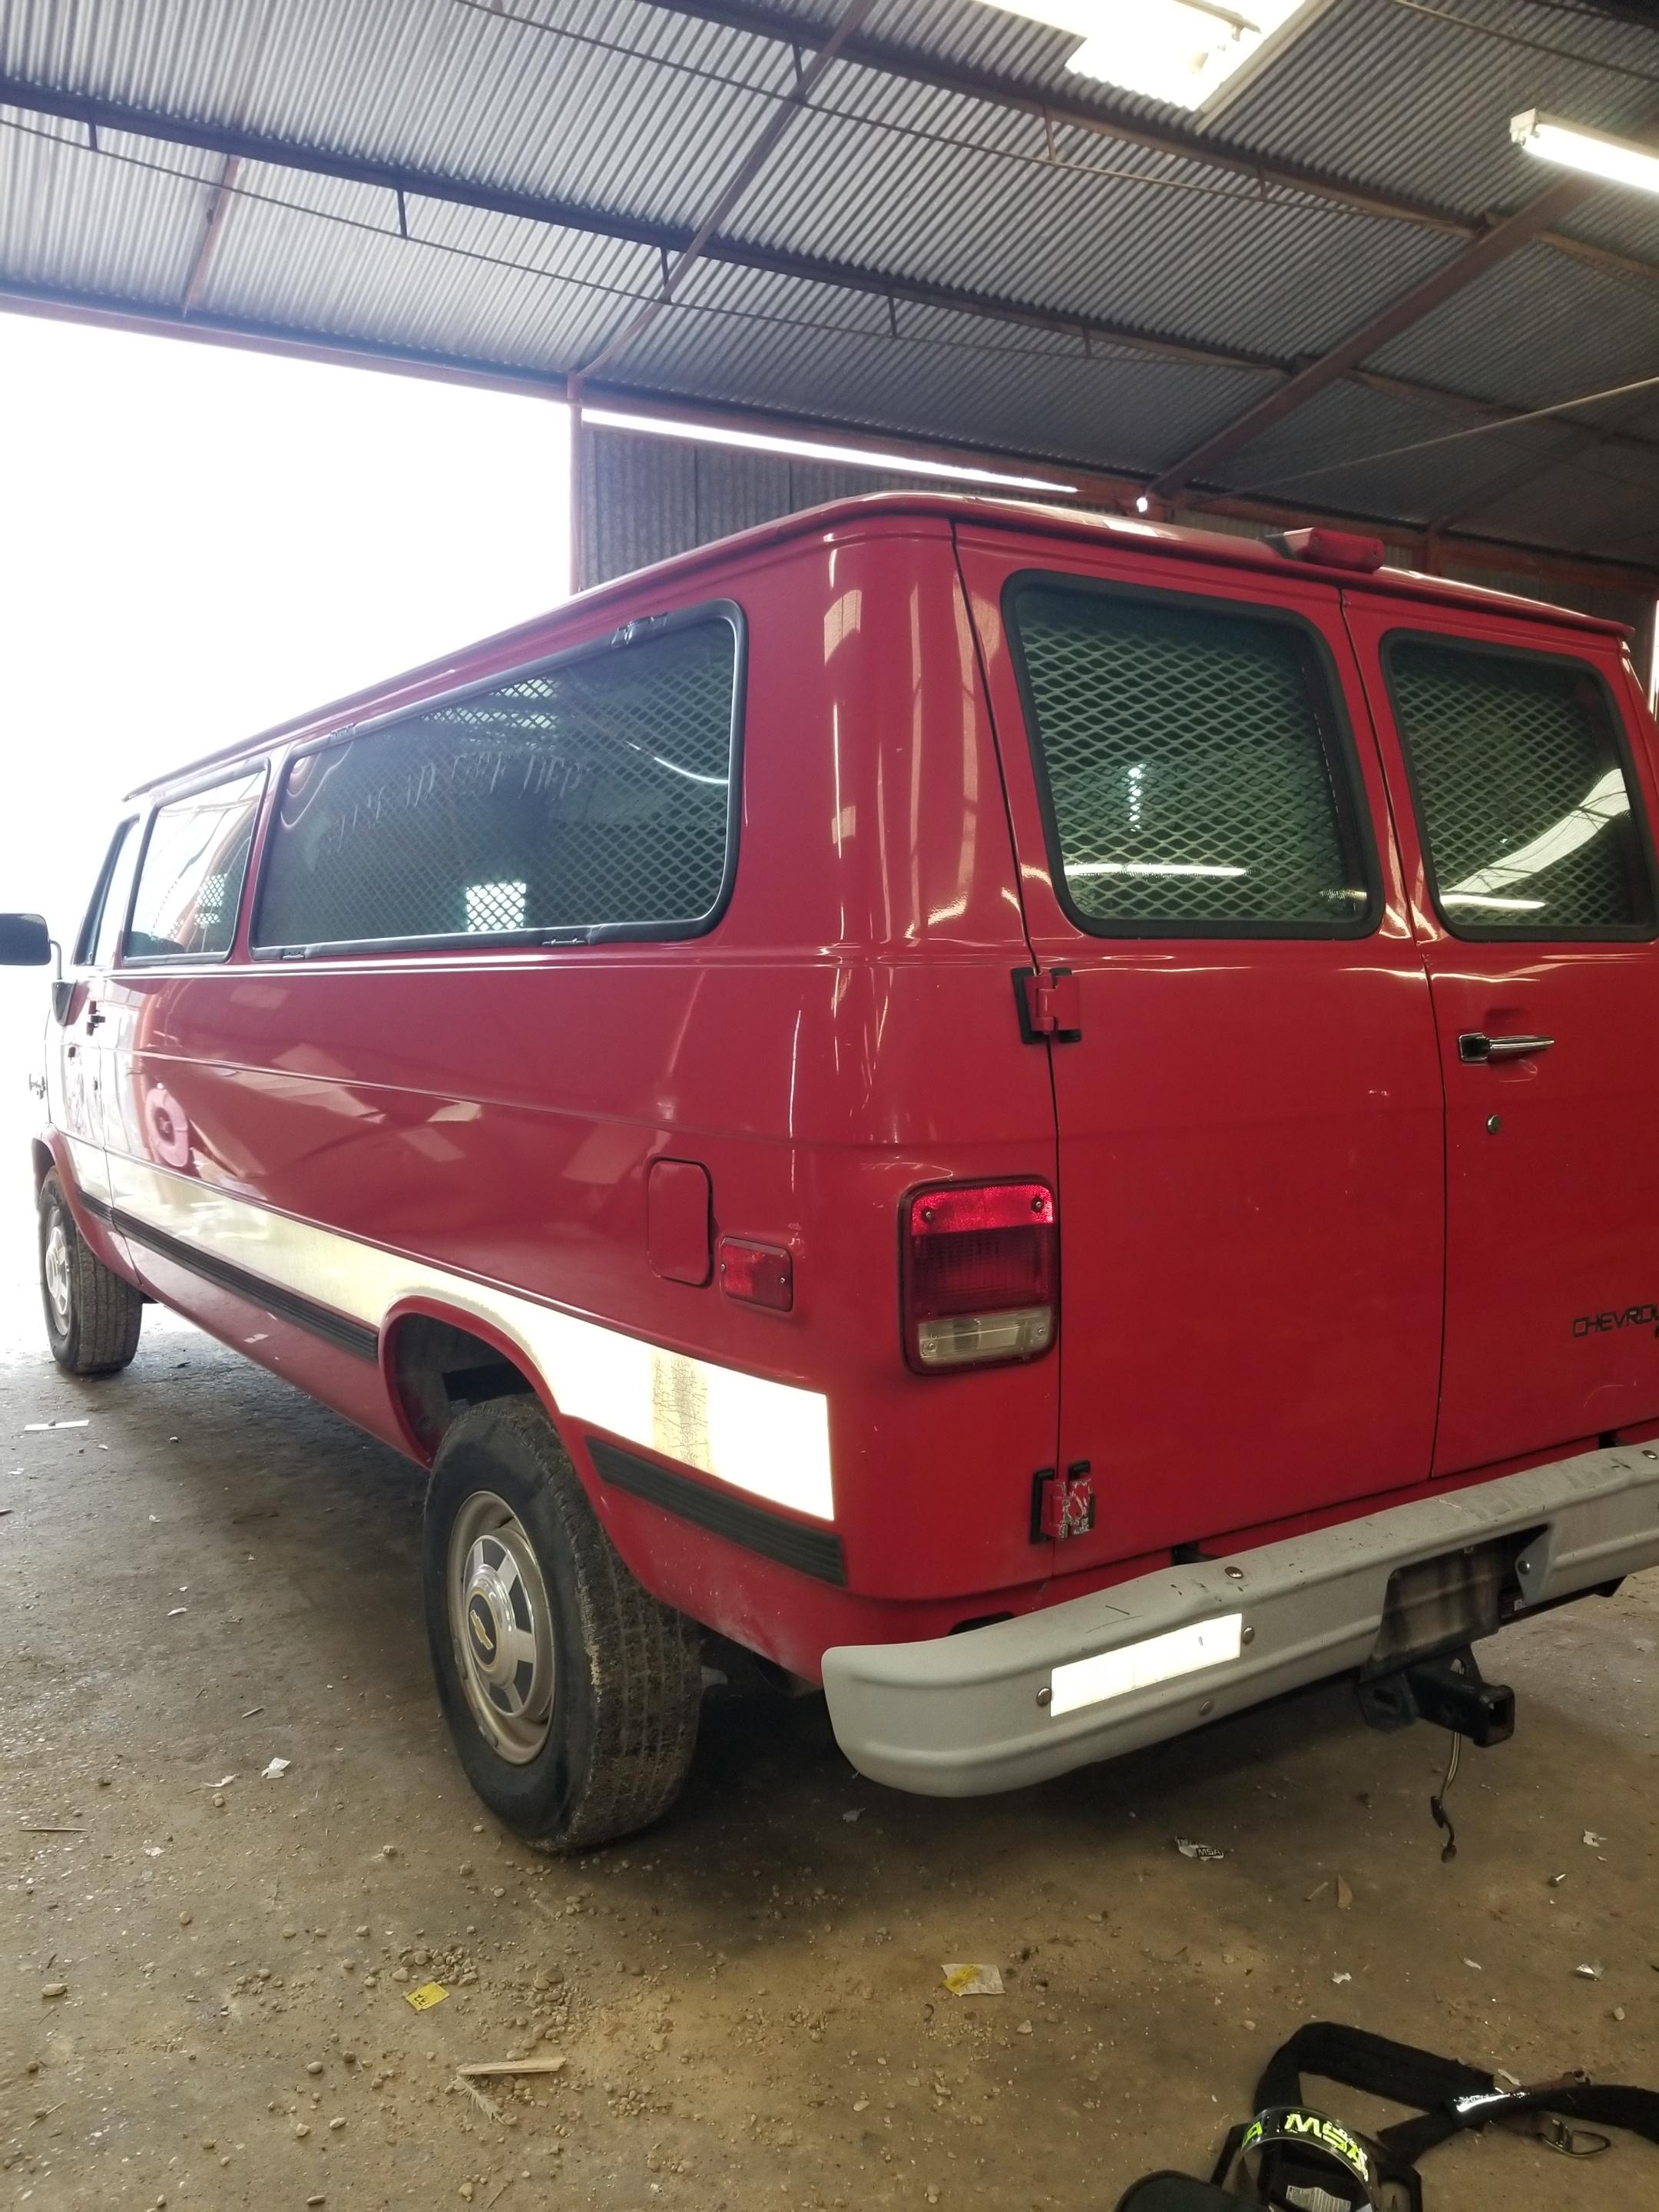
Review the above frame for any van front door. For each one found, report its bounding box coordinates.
[957,528,1446,1571]
[54,819,141,1197]
[1347,602,1659,1475]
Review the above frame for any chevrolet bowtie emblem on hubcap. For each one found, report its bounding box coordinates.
[467,1594,498,1660]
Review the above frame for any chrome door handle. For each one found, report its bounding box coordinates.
[1458,1031,1554,1064]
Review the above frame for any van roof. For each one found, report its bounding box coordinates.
[129,490,1631,800]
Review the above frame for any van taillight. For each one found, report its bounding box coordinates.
[901,1181,1056,1374]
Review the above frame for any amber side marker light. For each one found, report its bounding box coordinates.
[902,1181,1057,1373]
[1270,526,1386,573]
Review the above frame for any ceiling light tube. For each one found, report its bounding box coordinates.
[1510,109,1659,198]
[581,406,1077,495]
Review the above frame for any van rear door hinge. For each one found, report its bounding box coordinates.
[1014,965,1081,1043]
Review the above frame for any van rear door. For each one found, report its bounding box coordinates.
[1345,597,1659,1474]
[955,525,1445,1570]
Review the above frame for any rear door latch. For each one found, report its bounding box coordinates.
[1013,966,1081,1043]
[1031,1464,1095,1542]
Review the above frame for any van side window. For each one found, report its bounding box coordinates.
[125,770,266,962]
[74,819,139,967]
[94,820,144,968]
[1386,638,1655,936]
[253,617,740,954]
[1008,580,1372,935]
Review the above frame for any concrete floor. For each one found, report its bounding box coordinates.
[2,1161,1657,2211]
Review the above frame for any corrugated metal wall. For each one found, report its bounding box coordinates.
[577,422,1655,680]
[576,422,912,589]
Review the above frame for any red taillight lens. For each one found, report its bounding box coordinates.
[719,1237,794,1312]
[901,1181,1056,1374]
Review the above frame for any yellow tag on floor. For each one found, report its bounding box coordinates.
[405,1981,449,2012]
[940,1963,1003,1997]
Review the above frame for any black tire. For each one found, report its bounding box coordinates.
[38,1173,143,1376]
[422,1398,702,1851]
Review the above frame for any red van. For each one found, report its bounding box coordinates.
[10,494,1659,1849]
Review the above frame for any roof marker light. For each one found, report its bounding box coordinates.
[1511,110,1659,199]
[1270,526,1386,572]
[581,409,1077,495]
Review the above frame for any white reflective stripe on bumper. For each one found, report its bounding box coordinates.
[823,1441,1659,1796]
[1048,1612,1243,1715]
[93,1145,835,1522]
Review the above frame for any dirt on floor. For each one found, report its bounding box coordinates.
[1,1175,1656,2211]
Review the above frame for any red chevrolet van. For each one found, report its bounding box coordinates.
[10,494,1659,1848]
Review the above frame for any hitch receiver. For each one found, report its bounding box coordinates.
[1357,1644,1515,1747]
[1406,1648,1514,1746]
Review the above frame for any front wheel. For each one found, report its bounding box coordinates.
[422,1398,702,1850]
[38,1173,143,1376]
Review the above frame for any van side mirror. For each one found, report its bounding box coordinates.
[0,912,52,967]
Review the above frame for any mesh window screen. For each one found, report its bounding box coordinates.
[1011,584,1367,930]
[1389,640,1654,933]
[127,771,265,960]
[257,620,737,950]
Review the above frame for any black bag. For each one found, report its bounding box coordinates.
[1114,2019,1659,2212]
[1114,2178,1238,2212]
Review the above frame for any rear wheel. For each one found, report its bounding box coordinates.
[422,1397,702,1850]
[38,1173,142,1376]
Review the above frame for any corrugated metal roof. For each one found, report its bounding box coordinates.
[1204,376,1606,531]
[1214,0,1659,247]
[0,110,216,301]
[627,255,1282,467]
[1470,446,1659,563]
[203,168,659,368]
[1,0,1657,576]
[770,0,1659,267]
[1364,237,1659,412]
[724,88,1464,363]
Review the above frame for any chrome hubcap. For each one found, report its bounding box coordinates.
[447,1491,556,1763]
[43,1215,71,1333]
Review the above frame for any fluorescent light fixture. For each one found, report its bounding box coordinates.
[1511,109,1659,197]
[581,407,1076,494]
[1048,1612,1243,1718]
[975,0,1324,111]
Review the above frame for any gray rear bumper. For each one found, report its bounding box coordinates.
[821,1442,1659,1796]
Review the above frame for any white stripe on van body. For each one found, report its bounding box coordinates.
[74,1137,834,1522]
[64,1136,114,1204]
